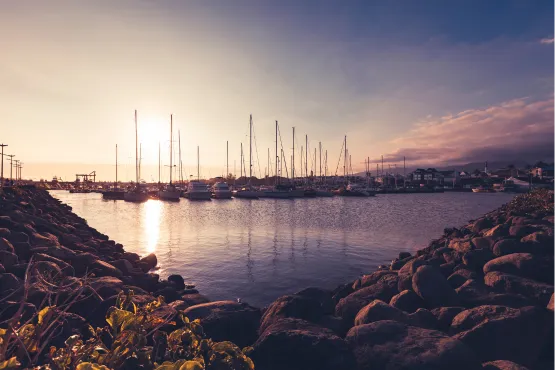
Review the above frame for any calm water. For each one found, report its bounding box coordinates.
[50,191,513,307]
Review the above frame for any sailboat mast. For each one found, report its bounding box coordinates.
[292,127,295,183]
[325,150,328,180]
[139,143,142,183]
[226,140,229,181]
[170,114,173,184]
[404,156,406,189]
[197,146,200,181]
[135,110,138,185]
[314,148,316,180]
[115,144,118,188]
[300,146,303,184]
[158,142,161,184]
[305,134,308,184]
[343,135,347,181]
[240,143,244,181]
[249,114,252,183]
[319,142,322,183]
[275,121,278,185]
[179,130,182,183]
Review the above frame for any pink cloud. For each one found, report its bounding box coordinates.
[540,38,554,44]
[377,97,554,166]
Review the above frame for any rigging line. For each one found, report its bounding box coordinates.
[334,139,345,176]
[252,119,263,179]
[277,124,289,178]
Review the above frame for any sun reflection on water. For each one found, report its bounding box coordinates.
[143,200,162,254]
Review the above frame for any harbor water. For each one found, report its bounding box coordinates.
[51,191,514,307]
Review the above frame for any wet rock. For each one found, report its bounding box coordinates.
[451,306,551,366]
[181,293,210,306]
[398,258,427,277]
[121,252,141,263]
[484,271,554,306]
[354,299,410,326]
[251,318,354,370]
[483,253,553,283]
[0,250,18,268]
[389,289,425,313]
[260,295,324,334]
[90,260,123,278]
[182,301,261,347]
[346,320,481,370]
[482,360,530,370]
[0,237,14,253]
[295,287,335,315]
[463,248,494,271]
[335,274,399,324]
[412,265,459,308]
[111,259,135,276]
[167,274,185,290]
[332,282,354,304]
[131,273,160,292]
[431,306,465,331]
[139,253,157,272]
[399,251,411,259]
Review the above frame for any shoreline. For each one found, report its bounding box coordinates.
[0,186,553,369]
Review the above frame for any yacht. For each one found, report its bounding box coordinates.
[315,187,334,197]
[212,182,232,199]
[234,185,261,199]
[261,184,292,198]
[185,181,212,200]
[338,183,372,197]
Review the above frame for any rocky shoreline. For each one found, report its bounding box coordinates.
[0,186,553,369]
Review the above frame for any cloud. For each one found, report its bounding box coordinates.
[376,97,554,166]
[540,38,555,44]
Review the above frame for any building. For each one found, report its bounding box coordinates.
[411,168,444,185]
[439,170,460,186]
[531,165,554,179]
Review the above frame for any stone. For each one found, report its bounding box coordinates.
[407,308,438,329]
[471,236,496,250]
[332,282,354,304]
[455,279,535,308]
[472,218,493,233]
[295,287,335,315]
[346,320,481,370]
[520,232,553,255]
[398,258,427,277]
[154,286,180,303]
[260,295,324,334]
[89,276,124,298]
[449,238,474,253]
[439,262,456,278]
[399,251,411,260]
[167,274,185,290]
[0,228,10,238]
[482,360,530,370]
[251,318,354,370]
[121,252,141,263]
[182,301,261,347]
[91,260,123,278]
[71,252,99,274]
[31,232,60,247]
[483,225,509,239]
[484,271,554,306]
[335,274,399,324]
[112,259,135,276]
[139,253,157,272]
[0,273,21,293]
[47,245,78,260]
[354,299,410,326]
[360,270,397,289]
[169,300,190,311]
[448,269,478,289]
[0,238,15,253]
[412,265,459,308]
[463,249,494,271]
[389,289,425,313]
[451,306,551,366]
[131,273,160,292]
[483,253,553,284]
[493,239,523,257]
[548,294,554,311]
[0,250,18,268]
[7,231,29,244]
[181,293,210,306]
[509,224,538,238]
[431,306,465,331]
[0,263,4,273]
[60,233,82,245]
[0,216,17,230]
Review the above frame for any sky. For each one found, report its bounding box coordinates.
[0,0,553,181]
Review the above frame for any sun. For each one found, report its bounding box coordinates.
[138,115,168,146]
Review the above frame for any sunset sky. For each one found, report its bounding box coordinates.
[1,1,553,181]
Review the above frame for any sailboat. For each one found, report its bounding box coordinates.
[124,110,149,202]
[184,146,212,200]
[288,127,305,198]
[262,120,291,199]
[102,144,125,200]
[235,114,262,199]
[315,144,333,197]
[158,114,181,201]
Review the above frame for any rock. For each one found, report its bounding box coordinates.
[32,253,75,276]
[391,256,414,270]
[91,260,123,278]
[472,218,493,233]
[449,238,474,253]
[431,307,465,331]
[0,216,16,230]
[483,225,509,239]
[251,318,354,370]
[295,287,335,315]
[182,301,261,347]
[389,289,425,313]
[412,265,459,308]
[335,274,399,324]
[484,253,553,283]
[181,293,210,306]
[71,252,99,274]
[548,294,554,311]
[346,320,481,370]
[139,253,157,272]
[47,245,78,260]
[112,259,135,276]
[154,286,180,303]
[456,279,535,308]
[121,252,141,263]
[260,295,324,334]
[169,300,190,311]
[167,274,185,290]
[463,249,494,271]
[398,258,427,277]
[0,238,15,253]
[360,270,397,289]
[484,271,554,306]
[451,306,551,366]
[397,274,413,291]
[520,232,553,255]
[509,224,538,238]
[493,239,523,256]
[0,250,18,268]
[131,273,160,292]
[332,282,354,304]
[0,263,4,273]
[31,232,60,248]
[7,231,30,244]
[0,273,21,294]
[89,276,124,298]
[398,251,411,259]
[354,299,410,326]
[439,262,456,278]
[407,308,438,329]
[482,360,530,370]
[12,242,31,260]
[448,269,478,289]
[0,228,10,238]
[60,233,82,245]
[472,236,496,250]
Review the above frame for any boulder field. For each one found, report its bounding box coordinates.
[0,186,553,370]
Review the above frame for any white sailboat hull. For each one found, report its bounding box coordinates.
[158,190,181,201]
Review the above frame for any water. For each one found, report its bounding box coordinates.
[50,191,514,307]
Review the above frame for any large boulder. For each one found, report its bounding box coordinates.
[295,287,335,315]
[520,232,553,255]
[139,253,157,272]
[463,249,494,271]
[431,307,465,331]
[472,218,493,233]
[354,300,411,326]
[359,270,397,289]
[484,271,554,306]
[0,238,14,253]
[250,318,354,370]
[483,225,509,239]
[335,274,398,324]
[346,320,481,370]
[471,236,496,250]
[482,360,530,370]
[89,276,124,298]
[456,279,535,309]
[260,295,325,333]
[448,238,474,253]
[0,250,18,268]
[493,239,524,257]
[90,260,123,278]
[182,301,261,347]
[389,290,425,313]
[451,306,551,367]
[483,253,553,284]
[412,265,459,308]
[448,269,478,289]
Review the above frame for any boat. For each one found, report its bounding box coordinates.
[158,114,181,201]
[262,184,291,198]
[339,183,371,197]
[303,187,317,197]
[472,185,496,193]
[185,180,212,200]
[234,185,262,199]
[69,188,91,194]
[124,110,149,203]
[212,182,233,199]
[315,188,334,197]
[103,144,125,200]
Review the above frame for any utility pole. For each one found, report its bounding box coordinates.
[0,144,7,184]
[14,160,19,181]
[18,162,23,181]
[6,155,14,182]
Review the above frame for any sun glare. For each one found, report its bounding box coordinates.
[143,199,162,254]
